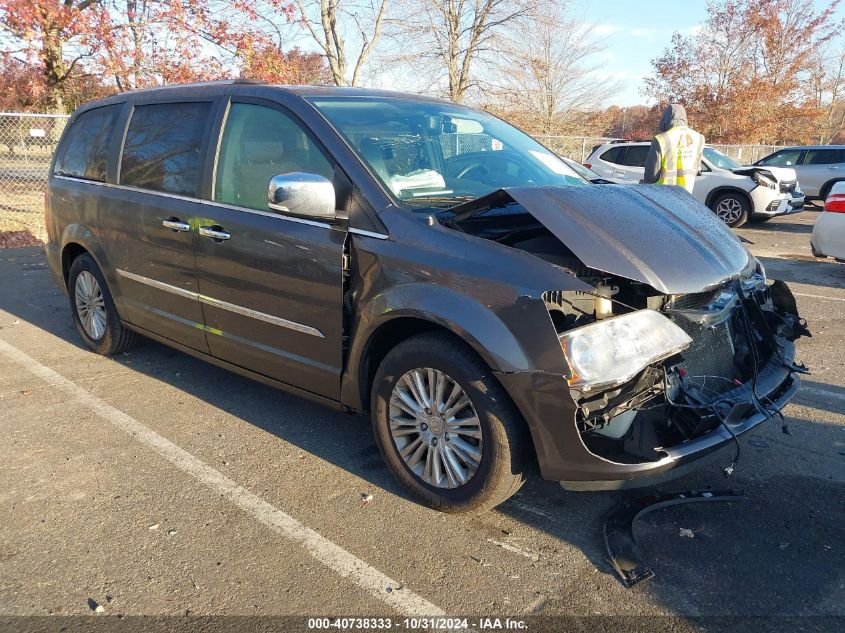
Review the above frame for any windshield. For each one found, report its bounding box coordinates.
[308,96,585,209]
[703,147,741,170]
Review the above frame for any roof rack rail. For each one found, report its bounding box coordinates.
[233,78,268,85]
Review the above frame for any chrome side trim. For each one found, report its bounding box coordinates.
[349,228,389,240]
[197,294,324,338]
[116,269,198,301]
[53,175,336,231]
[115,269,325,338]
[54,175,198,203]
[207,199,333,229]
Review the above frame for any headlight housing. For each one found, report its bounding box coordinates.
[560,310,692,391]
[753,172,777,189]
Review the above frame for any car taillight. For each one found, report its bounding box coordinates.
[825,193,845,213]
[582,163,592,169]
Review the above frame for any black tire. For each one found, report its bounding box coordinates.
[820,181,845,202]
[68,253,138,355]
[710,192,750,228]
[370,332,529,513]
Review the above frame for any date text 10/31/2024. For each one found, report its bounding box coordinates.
[307,617,528,630]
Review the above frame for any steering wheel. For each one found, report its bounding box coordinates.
[456,161,491,181]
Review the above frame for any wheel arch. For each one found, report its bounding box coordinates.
[819,178,845,201]
[342,284,549,414]
[704,186,753,211]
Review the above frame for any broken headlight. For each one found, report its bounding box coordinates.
[560,310,692,391]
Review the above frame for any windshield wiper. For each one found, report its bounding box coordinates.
[404,195,479,207]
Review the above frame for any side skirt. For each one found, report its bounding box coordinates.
[122,321,343,412]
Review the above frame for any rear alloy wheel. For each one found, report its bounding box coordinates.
[68,253,138,355]
[371,333,528,513]
[711,192,750,228]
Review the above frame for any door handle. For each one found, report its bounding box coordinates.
[199,225,231,241]
[162,218,190,232]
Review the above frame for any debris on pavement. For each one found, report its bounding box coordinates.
[604,489,745,588]
[87,598,104,613]
[148,523,159,530]
[679,528,696,538]
[360,492,373,504]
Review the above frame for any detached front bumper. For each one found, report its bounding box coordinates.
[496,342,801,491]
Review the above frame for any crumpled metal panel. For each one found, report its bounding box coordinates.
[457,184,752,294]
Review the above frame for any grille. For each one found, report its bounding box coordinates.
[671,317,738,385]
[767,199,781,211]
[779,179,797,193]
[670,289,720,310]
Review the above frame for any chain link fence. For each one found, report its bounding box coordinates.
[0,113,68,244]
[0,112,787,246]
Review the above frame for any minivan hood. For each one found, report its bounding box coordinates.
[448,184,751,294]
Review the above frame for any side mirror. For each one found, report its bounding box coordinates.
[267,173,336,221]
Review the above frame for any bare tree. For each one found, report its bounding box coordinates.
[808,46,845,144]
[391,0,540,103]
[294,0,389,86]
[492,12,619,134]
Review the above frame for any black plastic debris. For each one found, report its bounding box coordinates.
[604,489,745,588]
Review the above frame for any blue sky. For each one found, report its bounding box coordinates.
[588,0,843,106]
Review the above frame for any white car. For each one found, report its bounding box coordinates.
[585,141,805,227]
[811,181,845,261]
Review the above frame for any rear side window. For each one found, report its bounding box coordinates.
[803,149,845,165]
[54,106,118,182]
[617,145,649,167]
[758,149,802,166]
[120,102,211,196]
[599,146,625,164]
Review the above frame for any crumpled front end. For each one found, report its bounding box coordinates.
[496,262,809,488]
[448,185,809,488]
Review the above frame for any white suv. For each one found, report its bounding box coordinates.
[585,141,804,227]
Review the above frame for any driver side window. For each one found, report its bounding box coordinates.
[215,103,334,211]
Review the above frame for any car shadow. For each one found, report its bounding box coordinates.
[757,255,844,290]
[1,247,843,620]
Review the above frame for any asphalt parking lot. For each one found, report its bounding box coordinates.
[0,206,843,632]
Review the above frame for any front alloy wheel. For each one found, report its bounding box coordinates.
[712,192,749,227]
[371,332,528,513]
[389,368,483,489]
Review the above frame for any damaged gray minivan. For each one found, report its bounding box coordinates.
[45,82,808,512]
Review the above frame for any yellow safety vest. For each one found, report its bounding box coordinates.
[655,125,704,193]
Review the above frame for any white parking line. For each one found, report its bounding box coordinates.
[793,292,845,302]
[0,338,444,617]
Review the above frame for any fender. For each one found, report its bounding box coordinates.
[341,281,567,412]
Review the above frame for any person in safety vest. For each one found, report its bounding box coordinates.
[643,103,704,193]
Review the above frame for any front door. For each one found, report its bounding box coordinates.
[194,100,345,399]
[99,100,213,351]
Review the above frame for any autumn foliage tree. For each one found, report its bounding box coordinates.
[0,0,313,113]
[646,0,842,144]
[240,45,332,85]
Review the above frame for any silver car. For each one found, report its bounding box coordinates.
[755,146,845,201]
